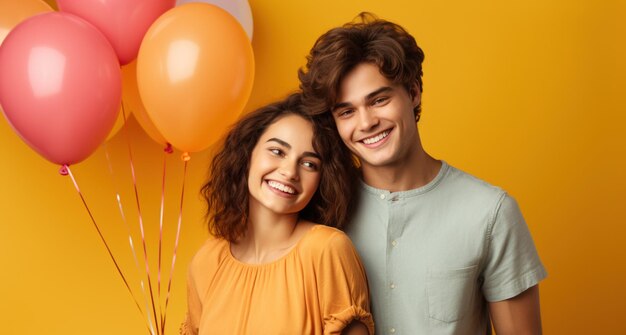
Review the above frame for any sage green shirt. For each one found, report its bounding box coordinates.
[345,161,547,334]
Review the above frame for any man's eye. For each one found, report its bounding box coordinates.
[373,97,388,105]
[339,109,353,117]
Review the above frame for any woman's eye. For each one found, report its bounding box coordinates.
[302,161,318,170]
[269,148,283,156]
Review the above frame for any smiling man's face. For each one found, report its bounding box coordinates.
[333,62,421,170]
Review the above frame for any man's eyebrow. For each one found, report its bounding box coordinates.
[332,86,394,112]
[266,138,290,148]
[332,101,353,112]
[365,86,393,100]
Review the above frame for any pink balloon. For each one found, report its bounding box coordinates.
[0,12,121,166]
[57,0,175,65]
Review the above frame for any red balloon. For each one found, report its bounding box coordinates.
[57,0,175,65]
[0,12,122,166]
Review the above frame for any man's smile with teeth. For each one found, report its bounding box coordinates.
[362,130,390,145]
[267,180,296,194]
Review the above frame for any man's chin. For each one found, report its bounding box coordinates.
[358,155,398,170]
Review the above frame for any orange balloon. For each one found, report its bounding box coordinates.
[136,3,254,153]
[121,60,167,145]
[0,0,53,44]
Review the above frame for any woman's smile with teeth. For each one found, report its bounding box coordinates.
[267,180,296,194]
[362,130,390,144]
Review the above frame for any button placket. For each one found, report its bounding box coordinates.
[385,191,403,334]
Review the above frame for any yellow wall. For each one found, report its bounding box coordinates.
[1,0,625,334]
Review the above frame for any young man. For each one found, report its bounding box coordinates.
[299,13,547,335]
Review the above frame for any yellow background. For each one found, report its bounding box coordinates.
[1,0,625,334]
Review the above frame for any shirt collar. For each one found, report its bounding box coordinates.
[359,161,449,199]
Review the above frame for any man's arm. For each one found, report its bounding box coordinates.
[489,285,543,335]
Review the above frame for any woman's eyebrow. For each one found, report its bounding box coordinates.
[302,151,321,160]
[266,137,290,148]
[267,138,320,159]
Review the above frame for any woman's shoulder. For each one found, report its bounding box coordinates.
[298,223,356,257]
[298,224,366,279]
[189,235,230,274]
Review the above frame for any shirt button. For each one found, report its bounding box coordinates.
[390,328,396,333]
[380,194,386,200]
[390,283,396,289]
[391,240,398,246]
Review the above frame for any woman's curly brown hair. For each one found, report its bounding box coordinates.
[201,93,360,242]
[299,12,425,122]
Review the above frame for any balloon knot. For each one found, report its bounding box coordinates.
[181,152,191,162]
[59,165,69,176]
[164,143,173,154]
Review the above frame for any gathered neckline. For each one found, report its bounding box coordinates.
[226,225,321,268]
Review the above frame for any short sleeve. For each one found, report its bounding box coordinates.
[318,232,375,335]
[482,194,547,302]
[180,266,201,335]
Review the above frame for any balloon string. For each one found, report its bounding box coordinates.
[105,139,156,335]
[161,158,189,332]
[64,165,151,334]
[143,281,155,335]
[157,144,172,332]
[121,104,161,335]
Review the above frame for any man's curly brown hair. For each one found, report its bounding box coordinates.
[201,93,360,242]
[299,12,425,122]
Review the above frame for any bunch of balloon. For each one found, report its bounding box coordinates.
[2,1,169,334]
[1,0,254,333]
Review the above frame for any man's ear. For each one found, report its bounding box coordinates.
[410,82,422,107]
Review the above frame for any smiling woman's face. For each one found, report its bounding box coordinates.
[247,114,322,216]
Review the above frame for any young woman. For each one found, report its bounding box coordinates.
[181,93,374,335]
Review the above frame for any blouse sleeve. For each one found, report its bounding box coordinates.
[318,232,375,335]
[180,266,201,335]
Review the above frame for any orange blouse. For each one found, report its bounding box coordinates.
[180,225,374,335]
